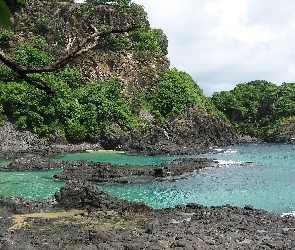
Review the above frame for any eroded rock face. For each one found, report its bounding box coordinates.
[0,121,47,158]
[119,107,238,155]
[266,119,295,143]
[7,0,169,92]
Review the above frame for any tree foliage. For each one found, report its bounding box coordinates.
[212,80,295,136]
[109,26,168,55]
[0,35,138,140]
[0,0,26,29]
[0,67,138,141]
[152,68,226,119]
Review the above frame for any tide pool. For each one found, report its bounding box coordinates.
[1,144,295,213]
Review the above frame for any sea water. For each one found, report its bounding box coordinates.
[101,144,295,213]
[1,144,295,213]
[0,169,64,199]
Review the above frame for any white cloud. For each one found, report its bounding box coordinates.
[134,0,295,96]
[75,0,295,96]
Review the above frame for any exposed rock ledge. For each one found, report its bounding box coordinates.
[0,180,295,249]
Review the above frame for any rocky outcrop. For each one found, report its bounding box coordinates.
[2,154,215,183]
[118,106,238,155]
[6,0,169,92]
[0,121,102,158]
[55,180,128,210]
[265,118,295,143]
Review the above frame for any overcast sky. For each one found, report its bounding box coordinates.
[78,0,295,96]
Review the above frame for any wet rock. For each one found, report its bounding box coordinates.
[54,180,122,210]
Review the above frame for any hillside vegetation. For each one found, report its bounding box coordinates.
[0,0,226,145]
[212,80,295,138]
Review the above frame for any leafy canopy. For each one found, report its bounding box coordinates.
[152,68,226,119]
[211,80,295,136]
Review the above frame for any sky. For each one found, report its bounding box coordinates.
[133,0,295,96]
[77,0,295,96]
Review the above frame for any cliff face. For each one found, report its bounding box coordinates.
[8,0,169,91]
[110,106,238,155]
[265,118,295,143]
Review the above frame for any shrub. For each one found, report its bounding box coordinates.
[35,18,51,36]
[0,30,13,50]
[153,68,225,119]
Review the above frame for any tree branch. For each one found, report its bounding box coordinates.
[0,24,139,94]
[0,49,55,94]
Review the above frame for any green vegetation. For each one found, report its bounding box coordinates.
[0,30,13,50]
[211,80,295,137]
[152,68,226,120]
[109,26,168,55]
[13,36,53,67]
[34,18,51,36]
[0,32,225,141]
[0,35,139,140]
[0,1,233,144]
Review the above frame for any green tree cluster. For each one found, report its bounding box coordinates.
[152,68,226,120]
[109,26,168,55]
[211,80,295,136]
[0,35,138,141]
[0,32,226,142]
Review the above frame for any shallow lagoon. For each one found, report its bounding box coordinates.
[1,143,295,213]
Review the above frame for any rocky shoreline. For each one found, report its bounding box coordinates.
[1,122,295,249]
[1,180,295,249]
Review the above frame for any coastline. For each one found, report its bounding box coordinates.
[1,122,295,249]
[1,180,295,249]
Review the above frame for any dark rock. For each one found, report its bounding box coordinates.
[54,180,122,210]
[265,118,295,143]
[106,106,238,156]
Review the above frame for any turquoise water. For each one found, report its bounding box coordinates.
[50,151,178,166]
[0,169,64,199]
[1,144,295,213]
[101,144,295,213]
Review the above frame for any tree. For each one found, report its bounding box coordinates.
[212,80,280,136]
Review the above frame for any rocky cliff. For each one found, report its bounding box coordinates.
[6,0,169,91]
[265,118,295,143]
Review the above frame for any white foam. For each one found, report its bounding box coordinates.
[217,160,241,165]
[281,211,295,217]
[224,150,237,154]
